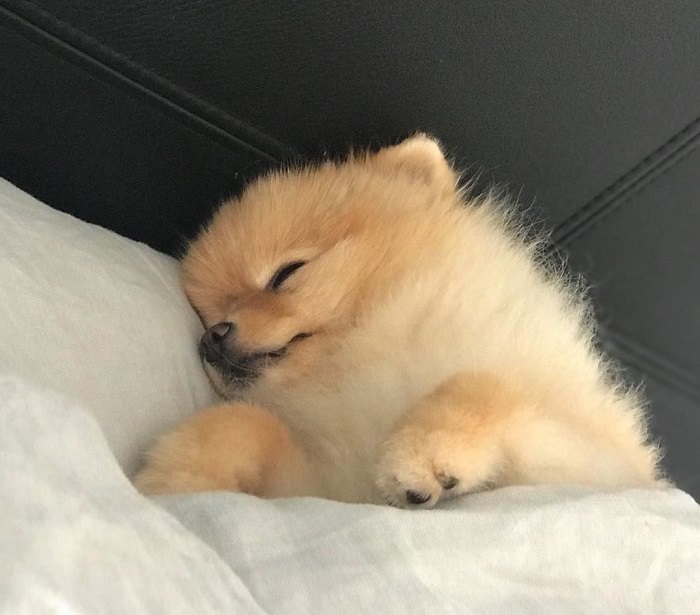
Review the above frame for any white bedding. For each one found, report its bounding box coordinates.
[0,178,217,476]
[2,178,700,613]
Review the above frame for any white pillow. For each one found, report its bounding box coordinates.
[0,178,217,476]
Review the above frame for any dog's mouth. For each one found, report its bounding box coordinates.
[199,332,312,387]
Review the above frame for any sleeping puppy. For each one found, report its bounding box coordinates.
[134,135,665,507]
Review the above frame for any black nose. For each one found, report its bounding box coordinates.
[200,321,234,363]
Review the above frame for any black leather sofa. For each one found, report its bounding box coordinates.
[1,1,698,498]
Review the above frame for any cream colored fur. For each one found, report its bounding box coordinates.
[134,135,664,507]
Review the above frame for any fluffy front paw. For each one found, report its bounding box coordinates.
[132,416,248,496]
[375,427,501,508]
[133,457,225,496]
[133,403,291,497]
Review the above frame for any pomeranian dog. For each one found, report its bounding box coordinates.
[134,135,664,507]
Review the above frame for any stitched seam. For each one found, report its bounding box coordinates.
[559,139,700,247]
[608,330,700,395]
[552,114,700,247]
[604,328,700,404]
[0,0,298,163]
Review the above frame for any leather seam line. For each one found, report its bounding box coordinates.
[0,0,298,163]
[604,328,700,405]
[551,113,700,248]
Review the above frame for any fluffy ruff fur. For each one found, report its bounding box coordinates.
[134,135,665,508]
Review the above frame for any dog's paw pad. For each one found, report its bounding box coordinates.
[405,489,432,505]
[438,474,459,490]
[379,470,450,509]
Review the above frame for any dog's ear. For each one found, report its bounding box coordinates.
[370,134,456,188]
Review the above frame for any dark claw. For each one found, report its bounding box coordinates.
[406,490,432,505]
[439,475,459,490]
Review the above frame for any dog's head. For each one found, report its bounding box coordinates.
[182,135,460,396]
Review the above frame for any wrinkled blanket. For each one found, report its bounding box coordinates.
[1,373,699,614]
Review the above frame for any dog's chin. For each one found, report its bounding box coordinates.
[202,361,257,399]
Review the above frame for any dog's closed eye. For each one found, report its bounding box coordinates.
[267,261,306,291]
